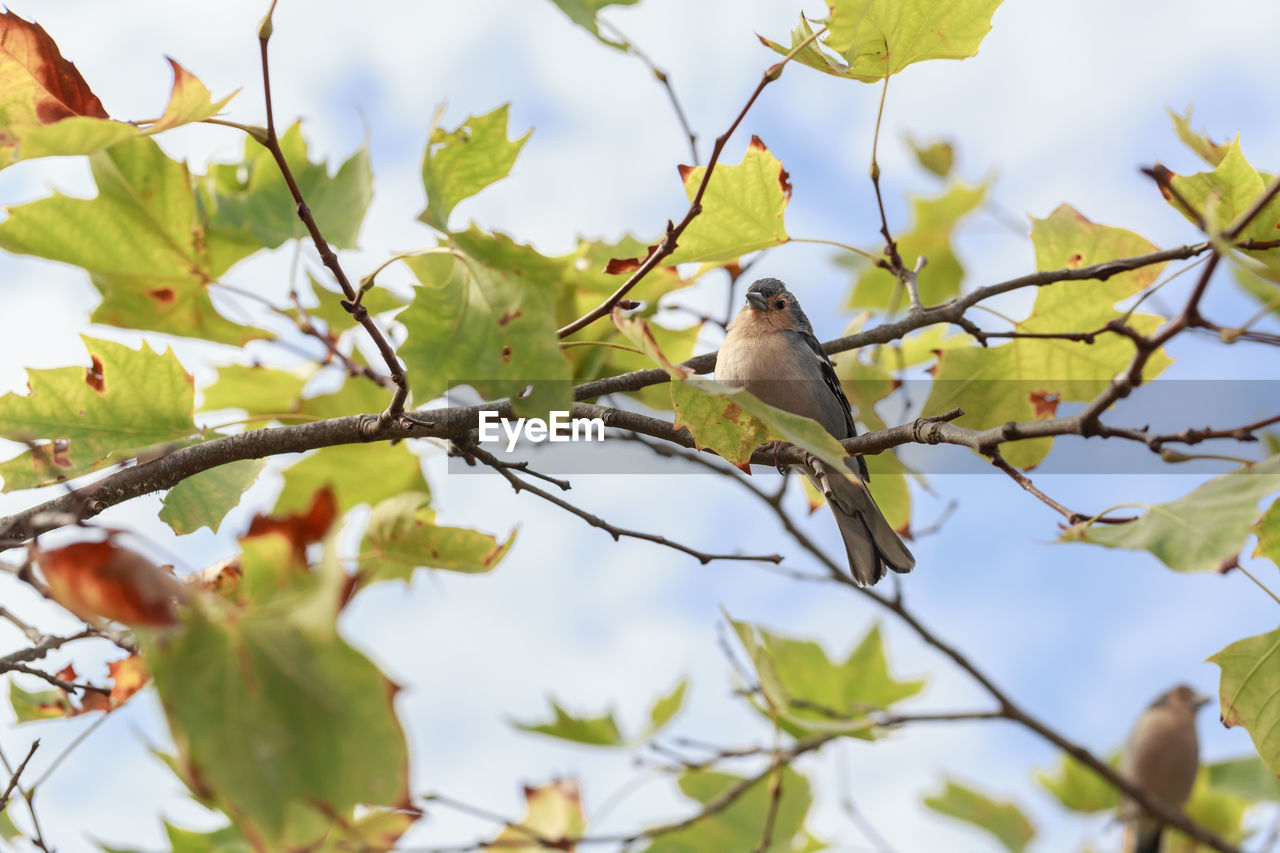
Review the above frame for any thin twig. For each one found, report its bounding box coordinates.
[0,740,39,812]
[986,449,1135,526]
[597,17,698,165]
[556,26,828,339]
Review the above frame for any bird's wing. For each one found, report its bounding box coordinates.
[787,329,870,481]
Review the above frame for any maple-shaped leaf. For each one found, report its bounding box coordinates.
[36,540,187,626]
[486,780,586,852]
[661,137,791,266]
[419,104,530,232]
[0,13,234,168]
[762,0,1003,83]
[360,492,514,583]
[922,205,1173,468]
[201,122,372,250]
[9,679,71,723]
[0,137,266,344]
[848,181,987,310]
[1211,625,1280,784]
[1168,106,1231,168]
[398,227,573,417]
[906,135,955,178]
[0,336,197,490]
[548,0,641,48]
[513,677,687,747]
[159,459,266,536]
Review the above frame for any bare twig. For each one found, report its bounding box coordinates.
[0,740,39,812]
[0,740,48,851]
[597,17,698,165]
[556,26,828,339]
[986,449,1136,525]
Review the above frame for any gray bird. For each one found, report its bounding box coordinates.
[715,278,914,585]
[1120,684,1210,853]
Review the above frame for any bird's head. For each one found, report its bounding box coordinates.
[1154,684,1213,715]
[738,278,814,335]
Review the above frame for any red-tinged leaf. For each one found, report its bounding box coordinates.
[36,540,188,626]
[0,12,109,123]
[245,486,339,558]
[1029,391,1060,419]
[604,244,658,275]
[181,557,244,596]
[107,654,149,708]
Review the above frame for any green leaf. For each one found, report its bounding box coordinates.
[159,460,266,535]
[1182,768,1250,848]
[1234,266,1280,321]
[671,379,854,480]
[601,321,701,411]
[1063,455,1280,573]
[1034,752,1120,813]
[398,228,572,417]
[276,442,428,517]
[1205,755,1280,801]
[762,0,1003,83]
[360,492,513,581]
[547,0,641,47]
[923,780,1035,853]
[513,677,687,747]
[9,679,69,723]
[848,181,986,310]
[0,807,18,840]
[906,135,955,178]
[1168,107,1231,167]
[200,364,309,419]
[0,136,265,343]
[729,618,924,737]
[637,767,813,853]
[1166,140,1280,245]
[160,821,251,853]
[0,337,196,490]
[1255,497,1280,566]
[419,104,531,231]
[201,123,372,250]
[922,204,1172,468]
[144,583,409,849]
[487,780,585,853]
[514,700,625,746]
[1211,625,1280,781]
[291,273,406,334]
[664,137,791,265]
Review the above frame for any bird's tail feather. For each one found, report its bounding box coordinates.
[1135,826,1162,853]
[825,471,915,586]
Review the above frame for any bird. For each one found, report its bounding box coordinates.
[1120,684,1210,853]
[715,277,914,585]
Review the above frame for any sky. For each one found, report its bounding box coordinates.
[2,1,1280,851]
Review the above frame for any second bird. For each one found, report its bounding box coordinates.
[716,278,914,586]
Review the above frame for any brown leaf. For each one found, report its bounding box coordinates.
[36,540,188,626]
[106,654,149,708]
[1029,390,1060,419]
[0,12,110,123]
[246,486,339,558]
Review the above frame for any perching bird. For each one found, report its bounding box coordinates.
[715,278,914,585]
[1120,684,1210,853]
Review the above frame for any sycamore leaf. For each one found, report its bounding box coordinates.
[923,205,1172,468]
[144,588,410,850]
[1255,497,1280,566]
[906,135,955,178]
[276,442,428,518]
[1205,755,1280,801]
[513,677,687,746]
[0,136,265,344]
[159,459,266,536]
[1063,455,1280,573]
[1234,266,1280,321]
[1165,141,1280,245]
[399,228,572,417]
[200,364,309,419]
[419,104,531,231]
[0,13,234,168]
[547,0,641,48]
[848,181,987,310]
[1211,625,1280,782]
[36,540,187,626]
[360,492,513,581]
[290,273,406,335]
[1034,752,1120,813]
[637,767,813,853]
[730,618,924,738]
[201,122,372,250]
[9,679,70,722]
[600,320,702,411]
[923,780,1035,853]
[1168,107,1231,167]
[660,137,790,265]
[486,780,585,853]
[0,337,196,490]
[762,1,1003,83]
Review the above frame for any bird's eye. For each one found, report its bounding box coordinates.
[774,300,786,310]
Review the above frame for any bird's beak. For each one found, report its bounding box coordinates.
[1193,691,1213,710]
[745,291,768,311]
